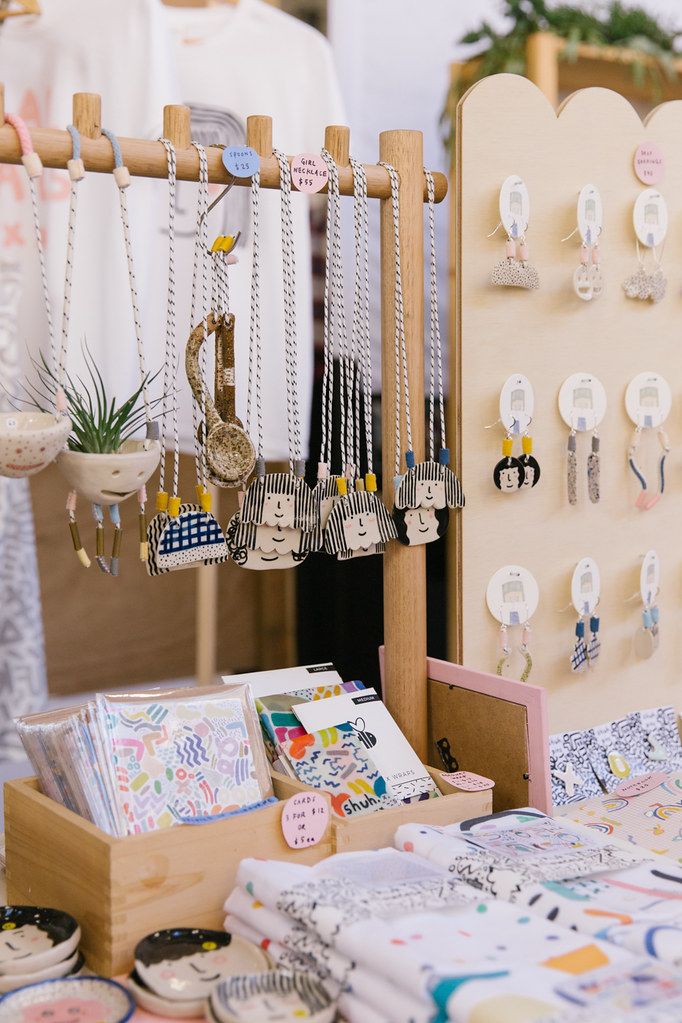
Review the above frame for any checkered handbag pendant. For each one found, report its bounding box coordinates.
[147,502,228,576]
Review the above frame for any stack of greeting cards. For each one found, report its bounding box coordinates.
[16,684,274,836]
[228,663,439,820]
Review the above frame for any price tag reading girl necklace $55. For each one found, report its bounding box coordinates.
[291,153,329,193]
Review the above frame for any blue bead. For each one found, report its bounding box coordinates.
[589,616,600,633]
[406,450,415,469]
[439,447,450,465]
[643,609,653,629]
[575,620,585,638]
[651,605,660,624]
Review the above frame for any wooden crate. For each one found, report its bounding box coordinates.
[4,777,332,977]
[271,766,492,852]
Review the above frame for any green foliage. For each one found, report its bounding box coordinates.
[11,342,160,454]
[442,1,681,153]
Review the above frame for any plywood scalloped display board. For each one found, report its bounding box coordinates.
[452,74,682,732]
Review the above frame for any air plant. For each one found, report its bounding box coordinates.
[7,341,164,454]
[441,0,682,155]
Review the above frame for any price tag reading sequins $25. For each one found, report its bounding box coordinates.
[290,153,329,193]
[222,146,260,178]
[281,791,329,849]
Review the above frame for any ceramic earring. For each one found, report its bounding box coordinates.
[493,436,525,493]
[490,176,539,290]
[587,432,600,503]
[568,185,604,302]
[587,614,601,664]
[518,434,540,489]
[625,372,672,511]
[623,188,667,304]
[559,374,606,506]
[570,618,588,673]
[635,606,656,659]
[486,564,538,683]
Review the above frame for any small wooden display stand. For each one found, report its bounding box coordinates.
[271,767,492,854]
[0,87,449,974]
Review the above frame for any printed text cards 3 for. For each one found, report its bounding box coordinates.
[293,690,436,801]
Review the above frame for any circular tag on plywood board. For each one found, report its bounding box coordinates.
[571,557,600,617]
[625,372,671,430]
[634,143,664,185]
[486,565,539,627]
[499,175,530,239]
[499,374,534,435]
[558,373,607,432]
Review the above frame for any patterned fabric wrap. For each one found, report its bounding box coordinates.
[550,706,682,806]
[393,460,464,511]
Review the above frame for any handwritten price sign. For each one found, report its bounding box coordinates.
[223,146,259,178]
[440,771,495,792]
[291,153,328,193]
[281,791,329,849]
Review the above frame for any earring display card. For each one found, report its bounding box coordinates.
[454,73,682,732]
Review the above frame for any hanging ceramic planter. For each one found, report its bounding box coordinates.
[57,439,160,506]
[0,411,71,478]
[0,112,72,479]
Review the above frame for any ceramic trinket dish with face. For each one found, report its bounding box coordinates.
[0,976,134,1023]
[0,412,71,479]
[0,906,80,975]
[125,969,205,1018]
[0,950,84,994]
[134,928,270,1004]
[209,970,336,1023]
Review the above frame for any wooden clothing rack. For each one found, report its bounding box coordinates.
[0,86,447,761]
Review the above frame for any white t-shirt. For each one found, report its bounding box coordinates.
[161,0,345,462]
[0,0,180,420]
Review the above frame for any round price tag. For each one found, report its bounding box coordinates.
[222,146,259,178]
[634,143,664,185]
[291,153,328,193]
[440,771,495,792]
[281,791,329,849]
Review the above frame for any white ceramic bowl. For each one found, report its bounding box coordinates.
[0,906,80,975]
[125,970,205,1018]
[0,412,71,478]
[0,949,84,994]
[57,439,160,505]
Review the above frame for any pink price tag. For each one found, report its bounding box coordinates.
[440,771,495,792]
[281,791,329,849]
[291,153,328,193]
[615,771,668,798]
[634,143,664,185]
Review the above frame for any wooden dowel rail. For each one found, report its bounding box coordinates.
[0,91,447,203]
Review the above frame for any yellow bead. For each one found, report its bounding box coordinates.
[365,472,377,492]
[195,484,205,501]
[522,435,533,454]
[502,437,513,457]
[168,496,181,517]
[201,491,213,513]
[156,490,169,512]
[336,477,348,496]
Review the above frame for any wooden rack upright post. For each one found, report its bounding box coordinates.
[0,87,447,760]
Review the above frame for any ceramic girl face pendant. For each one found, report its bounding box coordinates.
[393,461,464,511]
[323,491,397,560]
[147,503,229,575]
[134,929,268,1004]
[210,970,335,1023]
[0,977,134,1023]
[240,473,319,533]
[393,505,448,547]
[0,907,80,975]
[493,455,525,492]
[226,512,314,570]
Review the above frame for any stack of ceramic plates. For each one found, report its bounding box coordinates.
[0,975,134,1021]
[208,970,336,1023]
[126,927,271,1018]
[0,906,84,994]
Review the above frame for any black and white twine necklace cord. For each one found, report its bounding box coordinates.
[246,169,265,476]
[157,137,180,510]
[349,155,376,492]
[425,168,449,467]
[379,160,413,481]
[274,148,304,477]
[189,140,210,495]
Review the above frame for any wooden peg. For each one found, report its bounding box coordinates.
[163,104,191,149]
[324,125,350,167]
[72,93,101,140]
[0,84,4,123]
[246,115,273,158]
